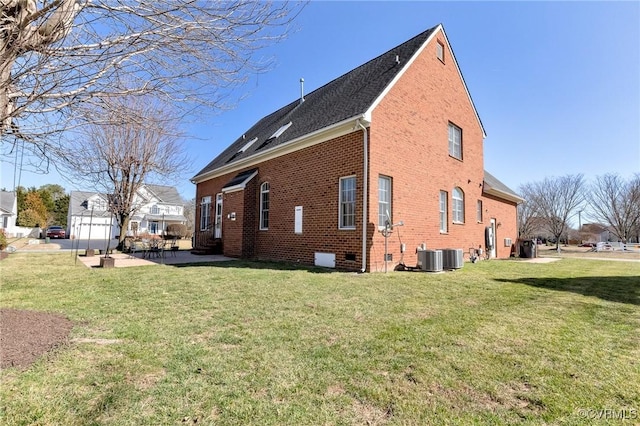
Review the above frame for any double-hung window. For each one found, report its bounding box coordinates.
[339,176,356,229]
[448,123,462,160]
[260,182,270,230]
[378,176,392,228]
[200,196,211,231]
[453,187,464,223]
[439,191,448,233]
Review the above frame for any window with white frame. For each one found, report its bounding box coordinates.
[448,123,462,160]
[453,187,464,223]
[150,221,159,234]
[378,176,392,228]
[151,205,160,215]
[260,182,270,230]
[439,190,448,233]
[436,40,445,62]
[339,176,356,229]
[200,196,211,231]
[477,200,483,222]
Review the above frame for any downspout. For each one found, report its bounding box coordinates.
[356,119,368,272]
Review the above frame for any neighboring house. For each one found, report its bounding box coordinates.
[67,185,186,239]
[191,24,522,271]
[579,223,609,243]
[0,191,18,236]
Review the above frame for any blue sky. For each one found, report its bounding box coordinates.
[2,1,639,200]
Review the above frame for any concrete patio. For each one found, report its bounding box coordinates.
[77,250,235,268]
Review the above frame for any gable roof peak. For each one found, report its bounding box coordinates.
[192,23,485,182]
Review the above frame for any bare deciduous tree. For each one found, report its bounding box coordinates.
[1,0,301,165]
[64,96,188,249]
[182,197,195,236]
[516,198,537,239]
[520,174,586,251]
[587,173,640,243]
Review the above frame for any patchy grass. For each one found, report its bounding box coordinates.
[1,253,639,425]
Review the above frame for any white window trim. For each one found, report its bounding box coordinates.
[477,200,483,223]
[448,123,462,160]
[378,175,392,229]
[200,196,212,231]
[439,190,448,233]
[339,176,356,230]
[452,187,464,224]
[436,41,445,63]
[259,182,270,230]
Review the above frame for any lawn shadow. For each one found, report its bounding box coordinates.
[495,276,639,305]
[172,259,338,274]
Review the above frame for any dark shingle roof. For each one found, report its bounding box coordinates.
[193,25,440,179]
[483,170,523,203]
[146,185,183,205]
[0,191,16,214]
[68,191,112,217]
[69,185,183,217]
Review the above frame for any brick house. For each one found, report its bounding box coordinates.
[191,24,522,271]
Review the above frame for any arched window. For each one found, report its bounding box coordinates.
[260,182,270,230]
[452,187,464,223]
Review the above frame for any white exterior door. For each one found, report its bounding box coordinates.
[489,218,497,258]
[214,193,223,239]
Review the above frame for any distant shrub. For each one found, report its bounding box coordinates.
[0,230,7,250]
[165,224,187,239]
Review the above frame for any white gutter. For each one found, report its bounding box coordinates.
[356,119,369,272]
[191,115,364,184]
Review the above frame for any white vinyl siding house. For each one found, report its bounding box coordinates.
[68,185,186,239]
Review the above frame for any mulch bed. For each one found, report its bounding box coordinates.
[0,308,74,370]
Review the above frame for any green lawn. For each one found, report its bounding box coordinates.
[1,254,638,425]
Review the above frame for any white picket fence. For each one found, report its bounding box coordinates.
[596,242,640,252]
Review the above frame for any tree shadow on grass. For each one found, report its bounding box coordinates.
[494,276,639,305]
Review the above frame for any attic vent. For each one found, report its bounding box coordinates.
[258,121,293,150]
[270,121,292,139]
[240,137,258,153]
[226,137,258,164]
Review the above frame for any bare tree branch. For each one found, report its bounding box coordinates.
[1,0,303,171]
[520,174,586,251]
[587,173,640,243]
[64,95,189,248]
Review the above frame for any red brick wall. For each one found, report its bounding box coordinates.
[367,29,517,269]
[195,133,367,271]
[194,28,518,271]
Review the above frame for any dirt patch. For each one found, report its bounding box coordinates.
[0,308,74,370]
